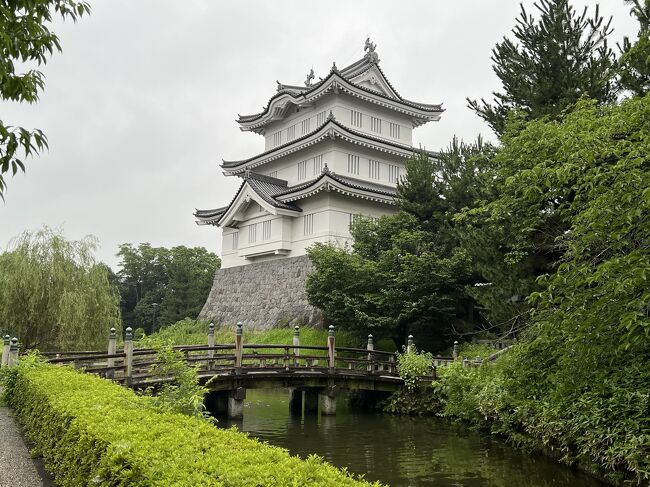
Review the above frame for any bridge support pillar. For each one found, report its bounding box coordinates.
[304,389,319,414]
[228,387,246,419]
[288,388,302,415]
[319,386,338,416]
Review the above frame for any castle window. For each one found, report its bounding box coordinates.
[298,160,308,180]
[369,159,381,179]
[370,116,382,133]
[389,122,401,139]
[313,155,323,175]
[388,164,400,183]
[268,170,278,178]
[248,224,257,244]
[232,231,239,250]
[273,132,282,147]
[316,110,327,126]
[303,214,314,236]
[349,213,362,227]
[301,118,311,135]
[347,154,360,175]
[262,220,271,241]
[350,110,362,128]
[286,125,296,141]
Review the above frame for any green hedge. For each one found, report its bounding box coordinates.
[8,361,380,486]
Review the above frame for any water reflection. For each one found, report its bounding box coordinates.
[217,390,604,487]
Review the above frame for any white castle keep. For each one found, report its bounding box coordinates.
[195,40,443,328]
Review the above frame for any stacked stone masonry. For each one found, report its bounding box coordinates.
[199,256,322,330]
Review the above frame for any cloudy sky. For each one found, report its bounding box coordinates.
[0,0,639,269]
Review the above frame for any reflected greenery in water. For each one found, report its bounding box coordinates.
[217,390,604,487]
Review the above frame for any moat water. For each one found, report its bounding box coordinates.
[217,389,605,487]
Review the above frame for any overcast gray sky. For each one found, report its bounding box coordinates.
[0,0,639,269]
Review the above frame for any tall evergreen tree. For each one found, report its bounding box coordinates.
[468,0,616,135]
[619,0,650,96]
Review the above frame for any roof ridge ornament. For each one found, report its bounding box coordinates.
[322,163,330,174]
[304,68,315,87]
[327,110,335,121]
[364,37,379,64]
[330,61,338,73]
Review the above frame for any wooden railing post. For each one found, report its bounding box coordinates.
[453,340,459,360]
[8,337,19,367]
[207,322,215,370]
[293,326,300,366]
[106,327,117,379]
[366,334,374,373]
[327,325,335,372]
[1,335,10,367]
[124,327,133,384]
[407,334,415,354]
[234,322,243,370]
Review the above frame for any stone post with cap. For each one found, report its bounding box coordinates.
[292,325,300,366]
[1,335,10,367]
[107,327,117,379]
[407,334,415,354]
[366,334,374,373]
[327,325,335,372]
[234,322,243,370]
[8,338,19,367]
[124,327,133,384]
[207,322,215,369]
[453,340,459,360]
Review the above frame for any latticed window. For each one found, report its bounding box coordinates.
[389,122,400,139]
[262,220,271,240]
[301,118,311,135]
[303,214,314,235]
[347,154,360,175]
[273,132,282,147]
[232,231,239,249]
[350,110,362,128]
[369,159,381,179]
[268,170,278,178]
[248,224,257,244]
[370,117,382,133]
[316,111,327,126]
[286,125,296,141]
[388,164,400,183]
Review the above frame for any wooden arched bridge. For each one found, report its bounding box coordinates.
[3,324,456,418]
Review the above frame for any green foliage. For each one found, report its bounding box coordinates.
[117,244,220,333]
[468,0,616,135]
[619,1,650,96]
[138,318,359,349]
[0,0,90,198]
[381,387,441,416]
[0,227,120,351]
[143,342,209,419]
[396,349,433,390]
[7,362,381,486]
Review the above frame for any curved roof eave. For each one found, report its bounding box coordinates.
[236,71,443,129]
[221,118,439,173]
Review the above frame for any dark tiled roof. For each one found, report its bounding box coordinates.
[194,206,228,218]
[222,118,438,170]
[237,61,443,124]
[245,172,300,212]
[274,170,397,199]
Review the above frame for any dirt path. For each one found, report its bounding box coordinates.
[0,406,48,487]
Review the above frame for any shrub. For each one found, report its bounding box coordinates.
[396,348,433,390]
[8,361,381,486]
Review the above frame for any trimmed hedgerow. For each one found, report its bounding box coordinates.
[8,360,380,487]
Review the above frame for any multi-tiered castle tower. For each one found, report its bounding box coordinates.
[195,40,443,328]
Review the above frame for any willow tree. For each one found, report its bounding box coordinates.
[0,227,120,351]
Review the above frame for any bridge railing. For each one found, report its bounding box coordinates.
[1,326,470,385]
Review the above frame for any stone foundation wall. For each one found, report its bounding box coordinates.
[198,256,322,330]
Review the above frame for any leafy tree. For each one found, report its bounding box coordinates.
[117,244,220,333]
[468,0,616,135]
[0,227,120,350]
[618,0,650,96]
[0,0,90,199]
